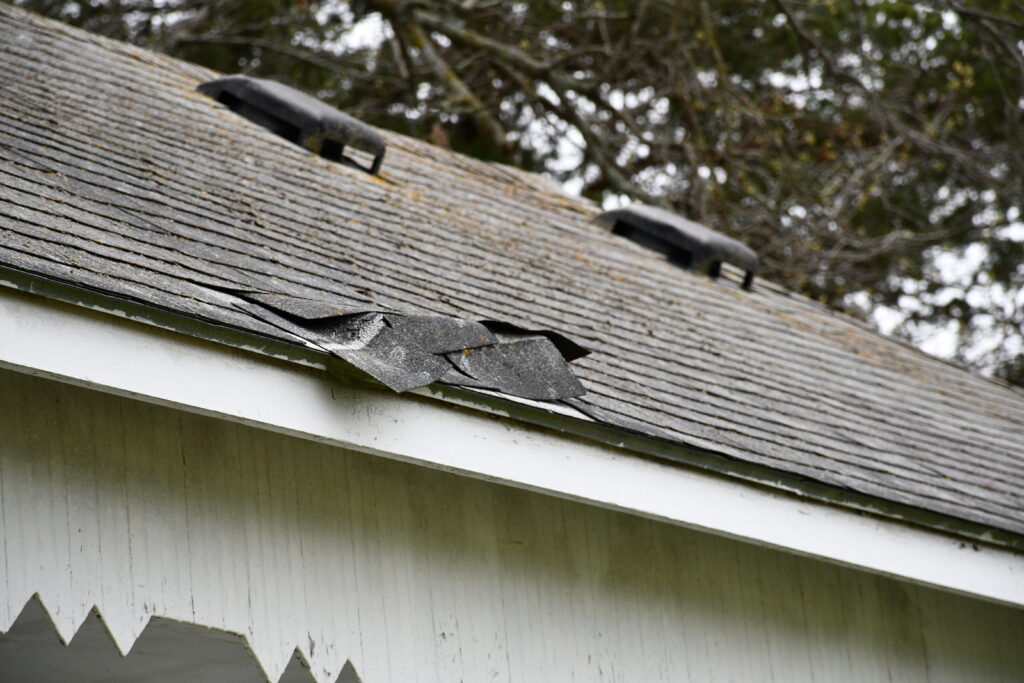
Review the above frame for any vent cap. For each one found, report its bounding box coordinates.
[596,204,758,290]
[198,75,386,174]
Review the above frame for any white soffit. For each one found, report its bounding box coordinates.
[2,285,1023,609]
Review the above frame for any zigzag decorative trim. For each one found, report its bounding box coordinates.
[1,594,362,683]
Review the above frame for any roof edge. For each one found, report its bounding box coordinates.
[2,264,1022,553]
[4,276,1024,610]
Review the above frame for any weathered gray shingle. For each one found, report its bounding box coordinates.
[1,4,1022,540]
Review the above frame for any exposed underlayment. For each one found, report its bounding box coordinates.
[0,4,1023,541]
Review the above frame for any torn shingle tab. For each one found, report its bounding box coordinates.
[480,321,590,362]
[235,292,586,399]
[386,315,497,354]
[445,334,585,400]
[328,315,455,393]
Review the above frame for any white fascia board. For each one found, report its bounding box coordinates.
[2,286,1023,609]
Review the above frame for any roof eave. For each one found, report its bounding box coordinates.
[2,263,1023,562]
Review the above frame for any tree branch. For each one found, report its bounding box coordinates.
[399,18,509,151]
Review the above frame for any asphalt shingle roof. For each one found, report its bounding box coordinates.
[2,5,1023,540]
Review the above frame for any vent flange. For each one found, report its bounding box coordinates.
[198,75,386,174]
[596,204,758,290]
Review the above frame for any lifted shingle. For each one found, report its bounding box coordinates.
[1,3,1022,542]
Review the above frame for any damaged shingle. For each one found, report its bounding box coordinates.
[325,314,459,393]
[443,334,585,400]
[231,292,587,399]
[479,320,590,362]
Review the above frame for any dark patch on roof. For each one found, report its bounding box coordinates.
[597,204,758,289]
[327,314,456,393]
[480,320,590,362]
[1,4,1023,540]
[445,333,585,400]
[234,292,585,398]
[389,314,496,354]
[198,75,386,174]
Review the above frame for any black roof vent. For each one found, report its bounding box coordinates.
[596,204,758,290]
[197,75,386,174]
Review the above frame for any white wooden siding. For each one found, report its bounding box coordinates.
[2,367,1023,682]
[5,287,1023,610]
